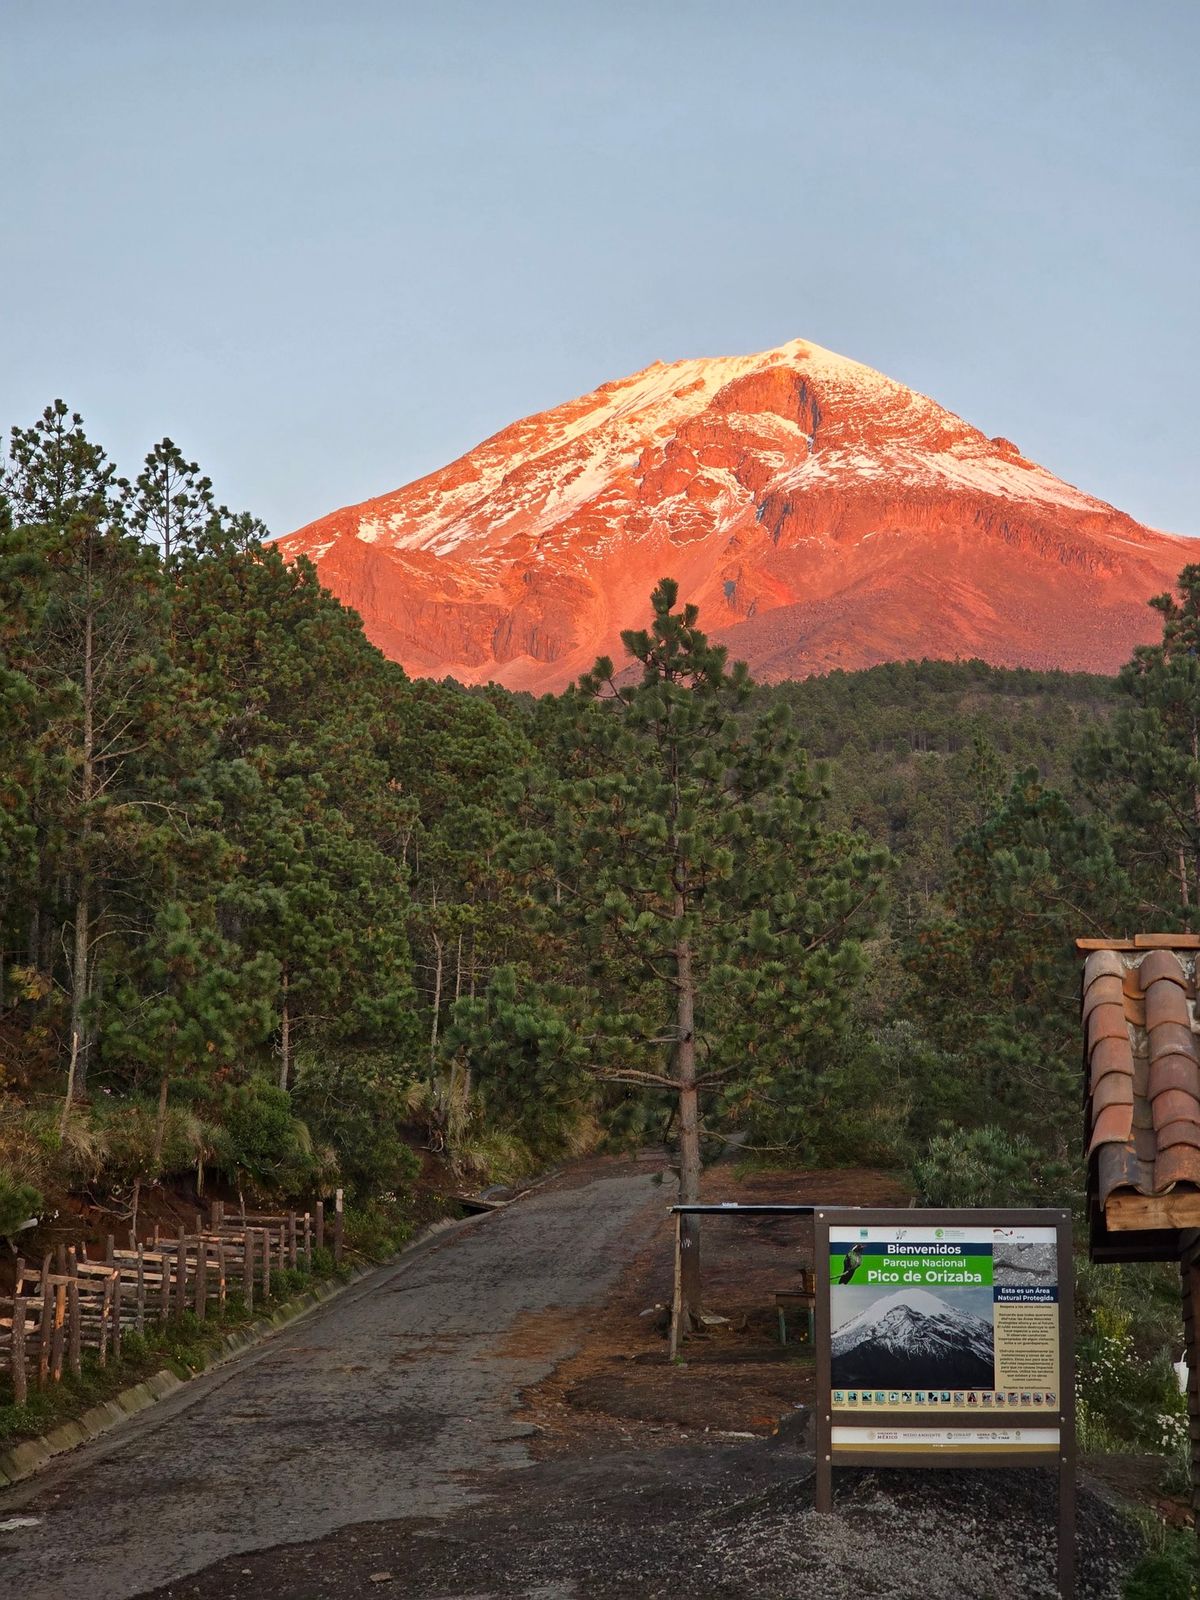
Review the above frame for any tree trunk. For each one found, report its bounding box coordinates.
[69,878,90,1099]
[151,1071,170,1168]
[60,1030,79,1137]
[69,594,96,1100]
[279,969,291,1092]
[675,927,702,1323]
[429,932,444,1072]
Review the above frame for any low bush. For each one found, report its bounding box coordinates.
[0,1164,42,1238]
[910,1123,1072,1208]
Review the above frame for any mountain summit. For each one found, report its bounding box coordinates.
[831,1287,995,1389]
[279,339,1190,690]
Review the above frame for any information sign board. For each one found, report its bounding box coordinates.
[814,1208,1075,1597]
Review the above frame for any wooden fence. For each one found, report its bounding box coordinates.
[0,1190,344,1407]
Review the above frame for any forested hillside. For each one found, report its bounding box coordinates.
[2,401,1197,1253]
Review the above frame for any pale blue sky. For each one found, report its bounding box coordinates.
[2,2,1196,536]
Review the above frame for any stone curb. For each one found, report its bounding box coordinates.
[0,1215,469,1491]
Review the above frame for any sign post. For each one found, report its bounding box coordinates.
[814,1207,1075,1600]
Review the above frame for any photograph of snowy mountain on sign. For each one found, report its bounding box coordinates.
[830,1286,996,1391]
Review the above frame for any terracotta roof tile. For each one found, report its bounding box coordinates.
[1089,1101,1135,1153]
[1081,938,1200,1235]
[1155,1144,1200,1188]
[1083,949,1127,984]
[1146,979,1192,1031]
[1156,1120,1200,1151]
[1088,1004,1131,1049]
[1140,949,1190,988]
[1092,1073,1135,1114]
[1082,974,1125,1019]
[1149,1021,1197,1062]
[1151,1088,1200,1129]
[1089,1034,1134,1091]
[1149,1055,1200,1099]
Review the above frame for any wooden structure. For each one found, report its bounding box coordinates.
[815,1206,1075,1599]
[667,1202,815,1358]
[775,1271,816,1345]
[0,1194,342,1407]
[1079,934,1200,1528]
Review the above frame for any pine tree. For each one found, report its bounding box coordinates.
[2,404,168,1100]
[527,580,885,1320]
[1079,563,1200,922]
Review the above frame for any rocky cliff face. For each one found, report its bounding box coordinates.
[278,339,1192,689]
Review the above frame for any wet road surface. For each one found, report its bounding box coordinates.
[0,1166,662,1599]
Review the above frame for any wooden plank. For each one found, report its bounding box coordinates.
[111,1276,122,1360]
[160,1241,172,1324]
[288,1212,297,1271]
[303,1211,312,1273]
[37,1253,52,1388]
[315,1201,324,1252]
[175,1227,187,1320]
[334,1189,344,1266]
[98,1277,113,1367]
[1134,933,1200,949]
[194,1242,207,1321]
[67,1250,81,1379]
[11,1294,27,1406]
[1107,1191,1200,1231]
[1075,938,1135,951]
[136,1246,146,1335]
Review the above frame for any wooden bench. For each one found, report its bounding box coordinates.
[776,1270,816,1345]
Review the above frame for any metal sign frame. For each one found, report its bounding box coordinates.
[814,1206,1075,1600]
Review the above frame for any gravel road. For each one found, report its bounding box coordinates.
[0,1165,664,1600]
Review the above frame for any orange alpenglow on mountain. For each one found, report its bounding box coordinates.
[278,338,1192,691]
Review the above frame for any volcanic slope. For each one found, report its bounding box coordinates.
[831,1287,995,1389]
[279,339,1191,691]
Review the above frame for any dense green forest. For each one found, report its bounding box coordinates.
[2,401,1199,1253]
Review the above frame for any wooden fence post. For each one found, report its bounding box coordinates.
[194,1241,207,1321]
[334,1189,344,1266]
[98,1277,113,1367]
[303,1211,312,1273]
[136,1245,146,1335]
[288,1212,297,1270]
[315,1200,324,1252]
[244,1229,255,1313]
[261,1228,271,1301]
[175,1226,187,1319]
[111,1275,122,1360]
[37,1252,53,1388]
[216,1240,226,1314]
[67,1248,82,1378]
[160,1245,172,1323]
[11,1293,28,1407]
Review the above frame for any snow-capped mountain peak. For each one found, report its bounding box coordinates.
[278,338,1191,691]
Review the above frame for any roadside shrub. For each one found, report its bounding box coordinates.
[1122,1531,1198,1600]
[1075,1304,1188,1454]
[209,1079,329,1198]
[343,1199,413,1260]
[0,1164,42,1238]
[291,1054,418,1206]
[911,1124,1071,1208]
[92,1099,202,1185]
